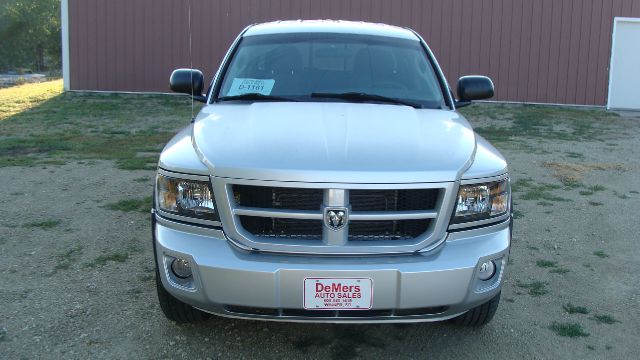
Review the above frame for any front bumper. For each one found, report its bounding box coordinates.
[154,215,510,323]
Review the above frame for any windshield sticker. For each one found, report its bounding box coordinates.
[227,78,275,96]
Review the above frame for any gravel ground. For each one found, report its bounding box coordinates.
[1,103,639,359]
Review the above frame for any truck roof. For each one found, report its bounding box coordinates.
[243,20,419,40]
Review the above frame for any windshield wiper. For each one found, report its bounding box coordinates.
[218,93,299,102]
[310,92,422,108]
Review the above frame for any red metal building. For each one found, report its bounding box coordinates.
[62,0,640,106]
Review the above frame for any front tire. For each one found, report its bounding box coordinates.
[152,191,208,323]
[450,291,501,326]
[155,267,210,323]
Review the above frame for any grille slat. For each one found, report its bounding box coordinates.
[348,219,431,241]
[239,216,323,239]
[233,185,323,211]
[350,189,439,212]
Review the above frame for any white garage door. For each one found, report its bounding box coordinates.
[608,18,640,110]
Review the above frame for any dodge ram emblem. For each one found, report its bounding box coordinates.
[324,207,348,231]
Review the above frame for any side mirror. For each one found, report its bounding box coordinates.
[456,75,494,108]
[170,68,206,102]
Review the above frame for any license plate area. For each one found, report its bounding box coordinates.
[303,277,373,310]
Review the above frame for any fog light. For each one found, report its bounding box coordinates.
[478,260,496,281]
[171,258,192,279]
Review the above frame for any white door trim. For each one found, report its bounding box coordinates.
[607,17,640,110]
[61,0,70,91]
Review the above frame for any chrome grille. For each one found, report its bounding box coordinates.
[229,185,444,248]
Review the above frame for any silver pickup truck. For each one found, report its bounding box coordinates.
[153,20,511,325]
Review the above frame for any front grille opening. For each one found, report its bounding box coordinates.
[224,305,279,316]
[233,185,323,211]
[239,216,322,239]
[350,189,439,212]
[224,306,448,318]
[348,219,432,241]
[281,309,336,317]
[394,306,448,316]
[283,309,394,317]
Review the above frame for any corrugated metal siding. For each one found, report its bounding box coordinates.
[68,0,640,105]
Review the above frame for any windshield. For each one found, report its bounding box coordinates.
[216,33,446,108]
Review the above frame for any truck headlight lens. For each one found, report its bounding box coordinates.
[451,178,510,225]
[156,174,218,220]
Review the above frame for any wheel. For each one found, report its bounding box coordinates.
[155,265,210,323]
[450,291,501,326]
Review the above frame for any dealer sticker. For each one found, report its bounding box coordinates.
[227,78,275,96]
[304,278,373,310]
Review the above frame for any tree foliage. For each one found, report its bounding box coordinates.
[0,0,61,72]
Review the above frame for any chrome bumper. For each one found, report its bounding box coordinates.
[154,215,510,323]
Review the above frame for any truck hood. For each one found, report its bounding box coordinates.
[192,102,476,183]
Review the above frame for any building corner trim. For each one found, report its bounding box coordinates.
[61,0,70,91]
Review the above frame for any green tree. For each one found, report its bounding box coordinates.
[0,0,61,72]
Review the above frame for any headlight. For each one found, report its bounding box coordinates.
[156,174,218,221]
[450,177,510,226]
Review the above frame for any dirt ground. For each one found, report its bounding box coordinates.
[1,82,640,359]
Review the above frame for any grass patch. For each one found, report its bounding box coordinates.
[512,210,524,219]
[133,176,150,183]
[462,103,623,144]
[526,245,539,251]
[85,252,129,268]
[549,322,589,337]
[579,190,594,196]
[511,177,570,203]
[516,280,549,296]
[520,183,570,202]
[593,250,609,258]
[23,219,61,229]
[0,80,192,169]
[116,155,159,170]
[586,345,595,350]
[613,191,629,199]
[561,179,584,189]
[565,151,584,159]
[592,314,620,324]
[563,303,589,314]
[588,201,603,206]
[0,80,64,121]
[54,246,83,271]
[511,177,534,193]
[103,197,151,213]
[588,185,606,192]
[550,267,570,274]
[536,260,557,268]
